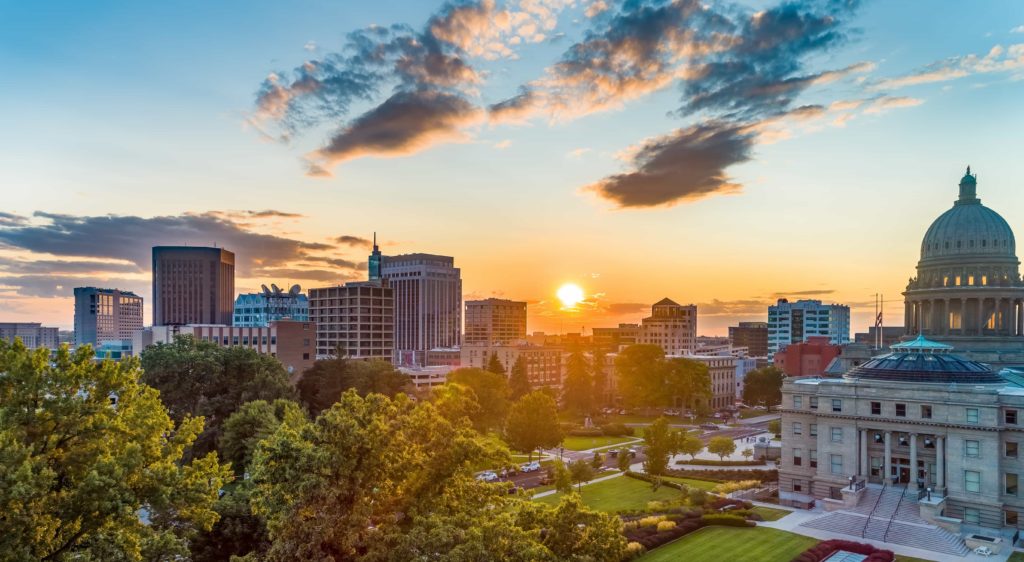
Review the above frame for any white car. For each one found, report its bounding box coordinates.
[476,471,499,482]
[520,461,541,473]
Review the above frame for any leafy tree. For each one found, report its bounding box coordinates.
[614,344,667,408]
[508,356,532,400]
[591,451,603,470]
[505,391,563,460]
[768,419,782,436]
[591,347,609,407]
[664,357,712,412]
[742,366,785,412]
[569,460,596,491]
[429,382,484,427]
[189,482,270,562]
[140,335,296,454]
[617,448,632,472]
[708,436,737,460]
[0,340,231,560]
[742,448,753,461]
[642,417,683,476]
[220,399,306,476]
[486,352,506,375]
[447,367,510,431]
[678,433,704,460]
[561,350,594,415]
[552,460,573,494]
[248,390,624,560]
[688,488,707,506]
[297,357,408,416]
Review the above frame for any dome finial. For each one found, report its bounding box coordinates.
[966,165,971,175]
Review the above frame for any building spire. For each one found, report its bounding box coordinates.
[368,231,383,281]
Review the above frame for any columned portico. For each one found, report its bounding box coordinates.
[936,436,945,492]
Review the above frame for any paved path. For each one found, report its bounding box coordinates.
[531,468,632,499]
[736,413,780,425]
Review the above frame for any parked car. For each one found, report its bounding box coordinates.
[700,423,719,431]
[607,450,619,458]
[499,467,517,477]
[520,461,541,473]
[627,448,638,458]
[476,471,498,482]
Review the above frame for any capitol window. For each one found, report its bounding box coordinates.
[966,440,980,457]
[967,408,980,423]
[965,471,981,494]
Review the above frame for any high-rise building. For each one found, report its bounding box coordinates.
[592,323,641,351]
[381,253,461,366]
[73,287,144,347]
[767,299,850,357]
[308,280,394,361]
[152,246,235,326]
[464,298,527,345]
[729,321,769,357]
[637,298,697,355]
[234,284,309,327]
[0,322,60,350]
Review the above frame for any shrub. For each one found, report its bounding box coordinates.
[708,497,753,511]
[567,427,604,437]
[625,542,645,559]
[675,459,765,467]
[599,422,634,436]
[656,520,677,532]
[638,515,666,527]
[688,488,707,506]
[712,480,762,494]
[700,514,754,528]
[667,468,778,483]
[624,470,687,491]
[791,539,895,562]
[622,520,639,532]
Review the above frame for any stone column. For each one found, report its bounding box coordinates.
[884,431,892,484]
[1017,299,1023,336]
[860,429,868,477]
[909,433,918,491]
[936,436,945,491]
[905,301,912,334]
[978,299,984,335]
[943,299,950,335]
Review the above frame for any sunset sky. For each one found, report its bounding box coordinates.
[1,0,1023,335]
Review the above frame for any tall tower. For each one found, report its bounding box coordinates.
[152,246,235,326]
[368,233,382,281]
[380,253,461,366]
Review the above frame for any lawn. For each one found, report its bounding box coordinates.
[638,526,818,562]
[662,475,719,491]
[895,556,937,562]
[1006,554,1024,562]
[561,435,637,451]
[751,506,792,521]
[535,475,683,512]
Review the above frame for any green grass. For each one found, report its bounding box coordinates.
[662,475,718,491]
[561,435,637,451]
[535,475,683,512]
[638,526,818,562]
[751,506,792,521]
[1005,554,1024,562]
[895,556,937,562]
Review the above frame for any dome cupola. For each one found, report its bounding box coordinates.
[919,167,1016,263]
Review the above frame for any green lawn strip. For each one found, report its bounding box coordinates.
[534,474,683,512]
[638,526,818,562]
[1005,554,1024,562]
[561,435,636,451]
[750,506,792,521]
[895,556,937,562]
[661,475,718,491]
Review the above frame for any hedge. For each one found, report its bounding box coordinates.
[666,468,778,483]
[791,539,895,562]
[675,459,765,467]
[700,514,754,527]
[599,423,635,436]
[624,470,687,491]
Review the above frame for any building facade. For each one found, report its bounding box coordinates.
[773,336,843,377]
[0,322,59,350]
[308,280,394,362]
[637,298,697,355]
[460,343,562,388]
[152,246,235,326]
[679,354,736,411]
[729,321,769,358]
[73,287,144,347]
[768,298,850,357]
[381,253,461,366]
[234,284,309,327]
[464,298,527,345]
[592,323,640,351]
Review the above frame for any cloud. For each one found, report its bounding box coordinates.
[0,274,148,299]
[771,289,835,297]
[0,213,28,226]
[493,139,513,149]
[584,120,755,208]
[250,268,360,283]
[863,95,924,114]
[566,147,591,158]
[335,235,372,247]
[698,298,769,316]
[584,1,608,18]
[0,257,141,275]
[602,302,647,315]
[1013,25,1024,34]
[304,40,317,52]
[872,43,1024,90]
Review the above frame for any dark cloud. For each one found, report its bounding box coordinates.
[0,257,141,275]
[698,298,770,316]
[488,88,539,123]
[303,256,366,270]
[0,212,334,276]
[0,212,28,226]
[250,268,360,283]
[0,275,147,299]
[585,121,755,207]
[771,289,836,297]
[335,235,372,248]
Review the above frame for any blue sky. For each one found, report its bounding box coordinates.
[1,0,1023,334]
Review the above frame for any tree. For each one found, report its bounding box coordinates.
[248,390,624,560]
[297,357,409,416]
[552,460,573,494]
[678,433,704,460]
[591,451,604,470]
[505,391,563,460]
[742,448,754,461]
[591,347,609,407]
[642,417,683,476]
[617,448,632,472]
[140,335,296,454]
[486,352,506,375]
[614,344,667,408]
[569,460,596,491]
[429,382,484,427]
[508,356,532,400]
[219,399,307,476]
[189,481,270,562]
[664,357,712,412]
[768,419,782,436]
[708,436,737,461]
[0,340,231,560]
[561,350,594,415]
[742,366,785,412]
[447,367,510,431]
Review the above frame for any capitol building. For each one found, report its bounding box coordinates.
[778,169,1024,556]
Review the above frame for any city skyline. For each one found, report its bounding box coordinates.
[2,0,1023,335]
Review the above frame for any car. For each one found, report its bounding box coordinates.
[475,471,498,482]
[700,423,719,431]
[607,449,619,458]
[520,461,541,473]
[499,467,517,477]
[627,447,638,458]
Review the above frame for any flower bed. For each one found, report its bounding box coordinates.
[791,539,895,562]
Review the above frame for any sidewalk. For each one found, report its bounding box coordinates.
[531,469,626,499]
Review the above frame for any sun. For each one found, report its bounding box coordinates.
[556,283,585,309]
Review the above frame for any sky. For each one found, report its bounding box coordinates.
[1,0,1023,336]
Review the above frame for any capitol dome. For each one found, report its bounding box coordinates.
[919,167,1016,263]
[845,335,1005,385]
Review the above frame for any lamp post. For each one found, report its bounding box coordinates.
[926,487,932,501]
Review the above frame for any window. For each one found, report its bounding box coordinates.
[810,424,818,437]
[967,408,979,423]
[1008,442,1019,459]
[810,450,818,468]
[1007,410,1018,425]
[794,395,802,409]
[832,399,842,413]
[793,448,802,466]
[964,507,981,524]
[921,405,933,419]
[871,401,881,415]
[302,353,310,360]
[966,470,981,493]
[896,403,906,417]
[793,481,803,492]
[809,396,818,410]
[966,440,980,457]
[1007,509,1019,526]
[871,457,882,476]
[792,422,803,435]
[1007,473,1019,496]
[831,427,843,442]
[830,454,843,475]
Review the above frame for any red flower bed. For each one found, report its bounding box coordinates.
[791,539,894,562]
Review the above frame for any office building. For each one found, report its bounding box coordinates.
[680,354,736,411]
[381,253,461,366]
[234,284,309,327]
[73,287,143,347]
[0,322,60,350]
[729,321,769,357]
[768,298,850,357]
[772,335,843,377]
[592,323,641,351]
[308,280,394,361]
[461,343,562,388]
[464,298,527,345]
[638,298,697,355]
[152,246,235,326]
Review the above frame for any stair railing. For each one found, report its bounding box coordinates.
[861,482,886,538]
[882,485,908,542]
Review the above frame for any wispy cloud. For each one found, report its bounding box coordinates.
[872,44,1024,90]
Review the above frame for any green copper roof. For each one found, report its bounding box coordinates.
[890,334,954,352]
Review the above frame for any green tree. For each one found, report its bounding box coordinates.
[297,357,409,416]
[189,481,270,562]
[768,418,781,436]
[561,350,594,415]
[505,391,563,460]
[614,344,667,408]
[678,433,704,460]
[140,335,296,454]
[429,382,484,427]
[486,352,506,375]
[508,356,532,400]
[447,367,510,431]
[617,448,632,472]
[0,340,231,561]
[708,436,737,460]
[591,347,609,407]
[742,366,785,412]
[552,460,573,494]
[742,448,753,461]
[642,417,683,476]
[664,357,712,412]
[591,451,604,470]
[569,460,596,491]
[219,399,307,476]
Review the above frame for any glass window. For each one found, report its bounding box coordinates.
[793,448,802,466]
[966,470,981,493]
[1007,410,1018,425]
[793,422,802,435]
[831,427,842,442]
[966,440,980,457]
[967,408,979,423]
[809,396,818,409]
[1007,509,1019,526]
[793,395,802,408]
[871,401,881,415]
[1007,473,1018,496]
[832,399,842,413]
[870,457,882,476]
[810,424,818,437]
[921,405,932,419]
[896,403,906,417]
[810,450,818,468]
[1008,442,1019,459]
[830,454,843,475]
[964,507,980,523]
